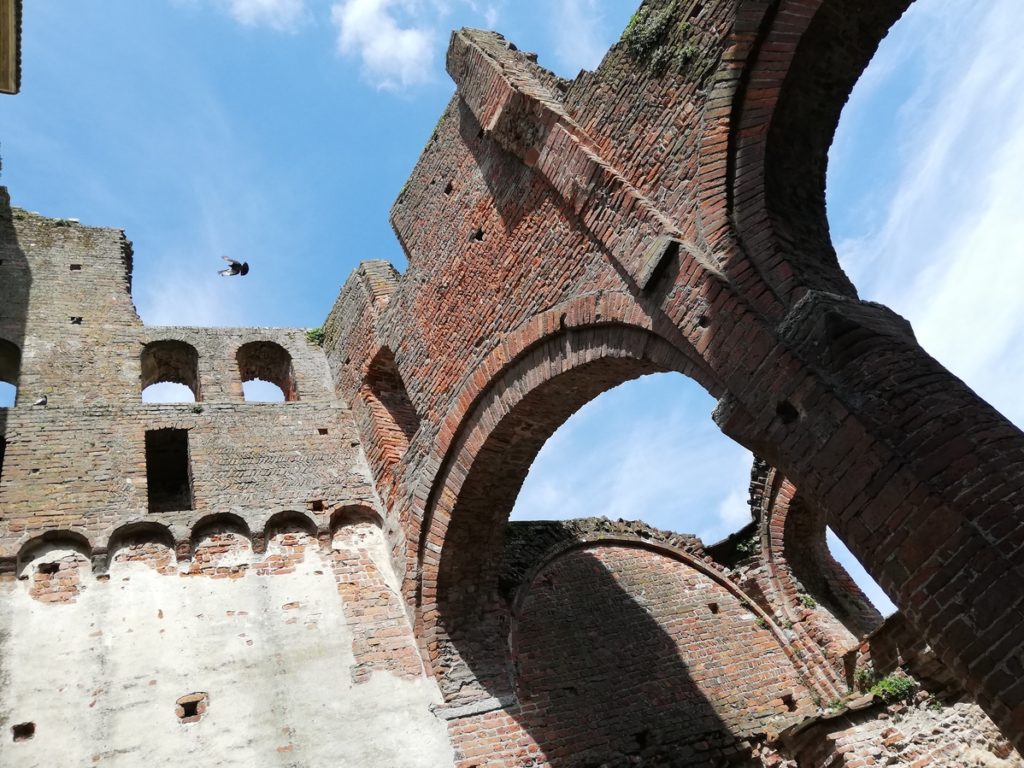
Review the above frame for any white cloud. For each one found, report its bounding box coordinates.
[511,374,753,545]
[178,0,309,30]
[223,0,308,30]
[331,0,437,90]
[831,0,1024,428]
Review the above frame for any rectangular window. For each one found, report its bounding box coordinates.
[145,429,193,512]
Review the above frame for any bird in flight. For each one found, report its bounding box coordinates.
[219,256,249,277]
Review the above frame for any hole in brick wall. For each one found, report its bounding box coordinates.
[141,340,201,402]
[241,378,286,402]
[444,181,453,195]
[37,562,60,575]
[0,436,6,480]
[690,2,703,18]
[781,693,796,711]
[11,722,34,742]
[145,428,193,513]
[175,692,208,724]
[311,500,325,512]
[69,263,82,271]
[775,400,799,425]
[470,228,484,242]
[708,602,719,614]
[69,316,83,325]
[237,341,298,402]
[697,315,710,328]
[318,428,328,435]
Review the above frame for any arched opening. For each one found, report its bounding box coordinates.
[511,372,752,545]
[237,341,297,402]
[357,347,420,505]
[827,0,1024,428]
[140,340,200,402]
[0,338,21,407]
[419,323,725,706]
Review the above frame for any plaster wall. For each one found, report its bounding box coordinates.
[0,532,454,767]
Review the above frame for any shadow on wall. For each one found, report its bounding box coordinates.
[0,189,30,457]
[450,543,811,767]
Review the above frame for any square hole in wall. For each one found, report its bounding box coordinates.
[310,500,325,512]
[708,602,719,614]
[146,429,193,513]
[12,722,35,742]
[317,428,328,435]
[69,316,83,325]
[69,264,82,271]
[176,692,209,724]
[781,693,797,712]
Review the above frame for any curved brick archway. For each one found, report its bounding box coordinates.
[416,322,742,705]
[324,0,1024,750]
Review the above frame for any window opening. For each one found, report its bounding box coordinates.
[145,429,193,512]
[11,722,34,742]
[140,340,200,402]
[237,341,297,402]
[241,378,285,402]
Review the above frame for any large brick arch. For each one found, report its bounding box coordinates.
[416,321,732,704]
[324,0,1024,748]
[707,0,912,303]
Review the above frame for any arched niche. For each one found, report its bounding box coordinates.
[357,347,420,505]
[236,341,298,402]
[16,530,92,578]
[140,340,200,402]
[107,522,176,572]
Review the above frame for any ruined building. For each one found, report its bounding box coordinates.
[2,0,1023,765]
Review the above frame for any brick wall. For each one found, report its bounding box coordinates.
[322,1,1024,750]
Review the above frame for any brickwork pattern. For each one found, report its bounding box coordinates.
[445,543,814,767]
[321,0,1024,751]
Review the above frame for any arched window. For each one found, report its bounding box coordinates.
[141,340,200,402]
[0,338,21,407]
[236,341,297,402]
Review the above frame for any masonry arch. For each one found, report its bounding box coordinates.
[416,321,737,704]
[16,530,92,577]
[0,337,21,407]
[494,537,815,762]
[107,522,176,573]
[707,0,911,303]
[140,339,200,402]
[236,341,297,402]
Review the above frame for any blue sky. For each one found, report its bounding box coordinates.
[2,0,1022,615]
